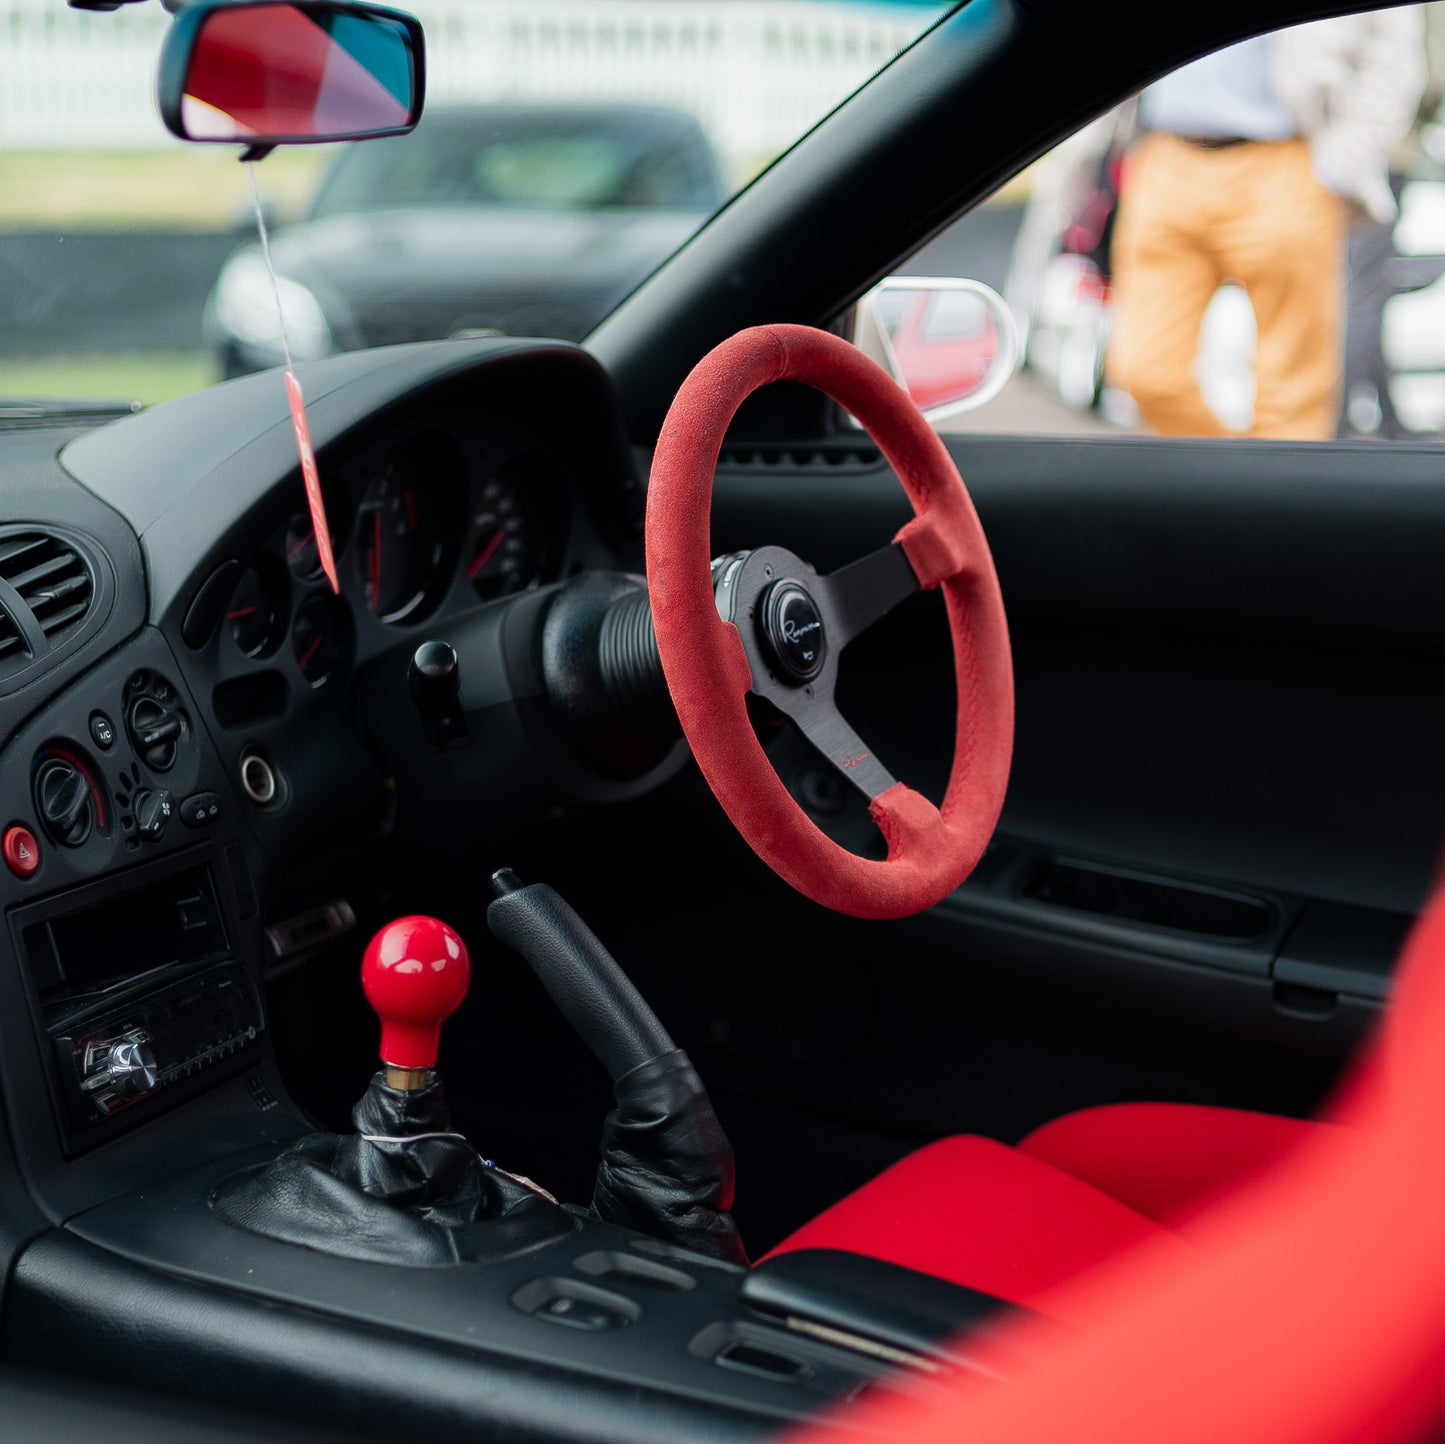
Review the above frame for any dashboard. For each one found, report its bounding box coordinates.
[215,413,571,704]
[68,336,649,866]
[0,339,657,1202]
[0,339,938,1442]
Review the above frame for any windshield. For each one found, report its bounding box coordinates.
[310,107,728,215]
[0,0,946,408]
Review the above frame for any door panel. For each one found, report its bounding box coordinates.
[712,434,1445,916]
[571,432,1440,1249]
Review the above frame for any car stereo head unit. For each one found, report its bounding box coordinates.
[14,851,265,1153]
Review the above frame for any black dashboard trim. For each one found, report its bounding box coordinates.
[59,339,639,631]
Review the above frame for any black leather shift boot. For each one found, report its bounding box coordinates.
[211,1072,576,1265]
[593,1049,747,1265]
[331,1070,489,1226]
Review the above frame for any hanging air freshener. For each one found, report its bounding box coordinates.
[247,161,339,597]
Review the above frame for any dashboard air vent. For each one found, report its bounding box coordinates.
[716,443,882,472]
[0,604,23,668]
[0,532,94,650]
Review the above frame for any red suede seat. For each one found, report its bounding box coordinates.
[780,896,1445,1444]
[1019,1102,1339,1228]
[765,1103,1332,1319]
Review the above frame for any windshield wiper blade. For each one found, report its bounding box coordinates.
[0,398,143,425]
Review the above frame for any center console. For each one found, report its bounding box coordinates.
[45,1162,997,1442]
[0,633,1016,1442]
[0,869,1020,1441]
[0,629,302,1228]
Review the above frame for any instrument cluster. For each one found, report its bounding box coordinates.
[219,421,569,695]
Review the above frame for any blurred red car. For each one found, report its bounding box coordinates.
[876,284,1002,410]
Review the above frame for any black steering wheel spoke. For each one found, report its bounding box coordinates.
[774,684,896,801]
[721,545,898,801]
[812,542,920,652]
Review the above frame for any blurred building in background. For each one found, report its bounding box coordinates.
[0,0,935,182]
[0,0,940,400]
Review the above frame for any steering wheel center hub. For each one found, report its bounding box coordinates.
[759,579,827,683]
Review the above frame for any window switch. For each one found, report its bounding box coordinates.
[537,1294,630,1331]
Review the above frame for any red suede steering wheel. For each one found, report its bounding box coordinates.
[645,324,1013,919]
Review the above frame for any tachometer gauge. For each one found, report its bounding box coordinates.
[225,563,286,659]
[356,462,442,622]
[468,465,547,600]
[291,595,349,689]
[354,434,465,624]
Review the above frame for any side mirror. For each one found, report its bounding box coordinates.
[158,0,425,146]
[854,277,1019,424]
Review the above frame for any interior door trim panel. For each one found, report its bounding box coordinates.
[712,436,1445,927]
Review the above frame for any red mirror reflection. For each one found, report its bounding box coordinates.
[854,278,1020,423]
[878,288,1001,410]
[177,3,420,144]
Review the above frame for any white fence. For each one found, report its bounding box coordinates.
[0,0,936,172]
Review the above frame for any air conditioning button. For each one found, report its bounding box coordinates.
[89,711,115,751]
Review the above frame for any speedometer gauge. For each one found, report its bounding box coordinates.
[354,434,465,624]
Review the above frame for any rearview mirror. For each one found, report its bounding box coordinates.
[854,277,1019,424]
[158,0,425,146]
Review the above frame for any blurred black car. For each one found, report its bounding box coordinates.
[206,102,727,375]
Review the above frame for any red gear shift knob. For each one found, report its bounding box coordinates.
[361,916,470,1074]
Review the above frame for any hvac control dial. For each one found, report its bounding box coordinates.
[133,788,175,843]
[125,671,188,772]
[33,744,107,849]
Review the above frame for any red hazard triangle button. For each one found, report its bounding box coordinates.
[4,824,40,879]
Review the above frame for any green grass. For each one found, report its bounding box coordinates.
[0,150,326,229]
[0,352,217,407]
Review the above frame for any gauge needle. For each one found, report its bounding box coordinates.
[370,513,383,608]
[227,606,256,619]
[469,528,505,578]
[287,531,313,561]
[297,634,322,669]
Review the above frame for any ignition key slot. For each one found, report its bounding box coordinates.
[239,747,282,807]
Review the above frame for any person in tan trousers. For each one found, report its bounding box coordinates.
[1107,14,1425,440]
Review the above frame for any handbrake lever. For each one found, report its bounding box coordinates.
[487,869,674,1081]
[487,869,746,1264]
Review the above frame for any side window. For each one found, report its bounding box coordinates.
[889,5,1445,443]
